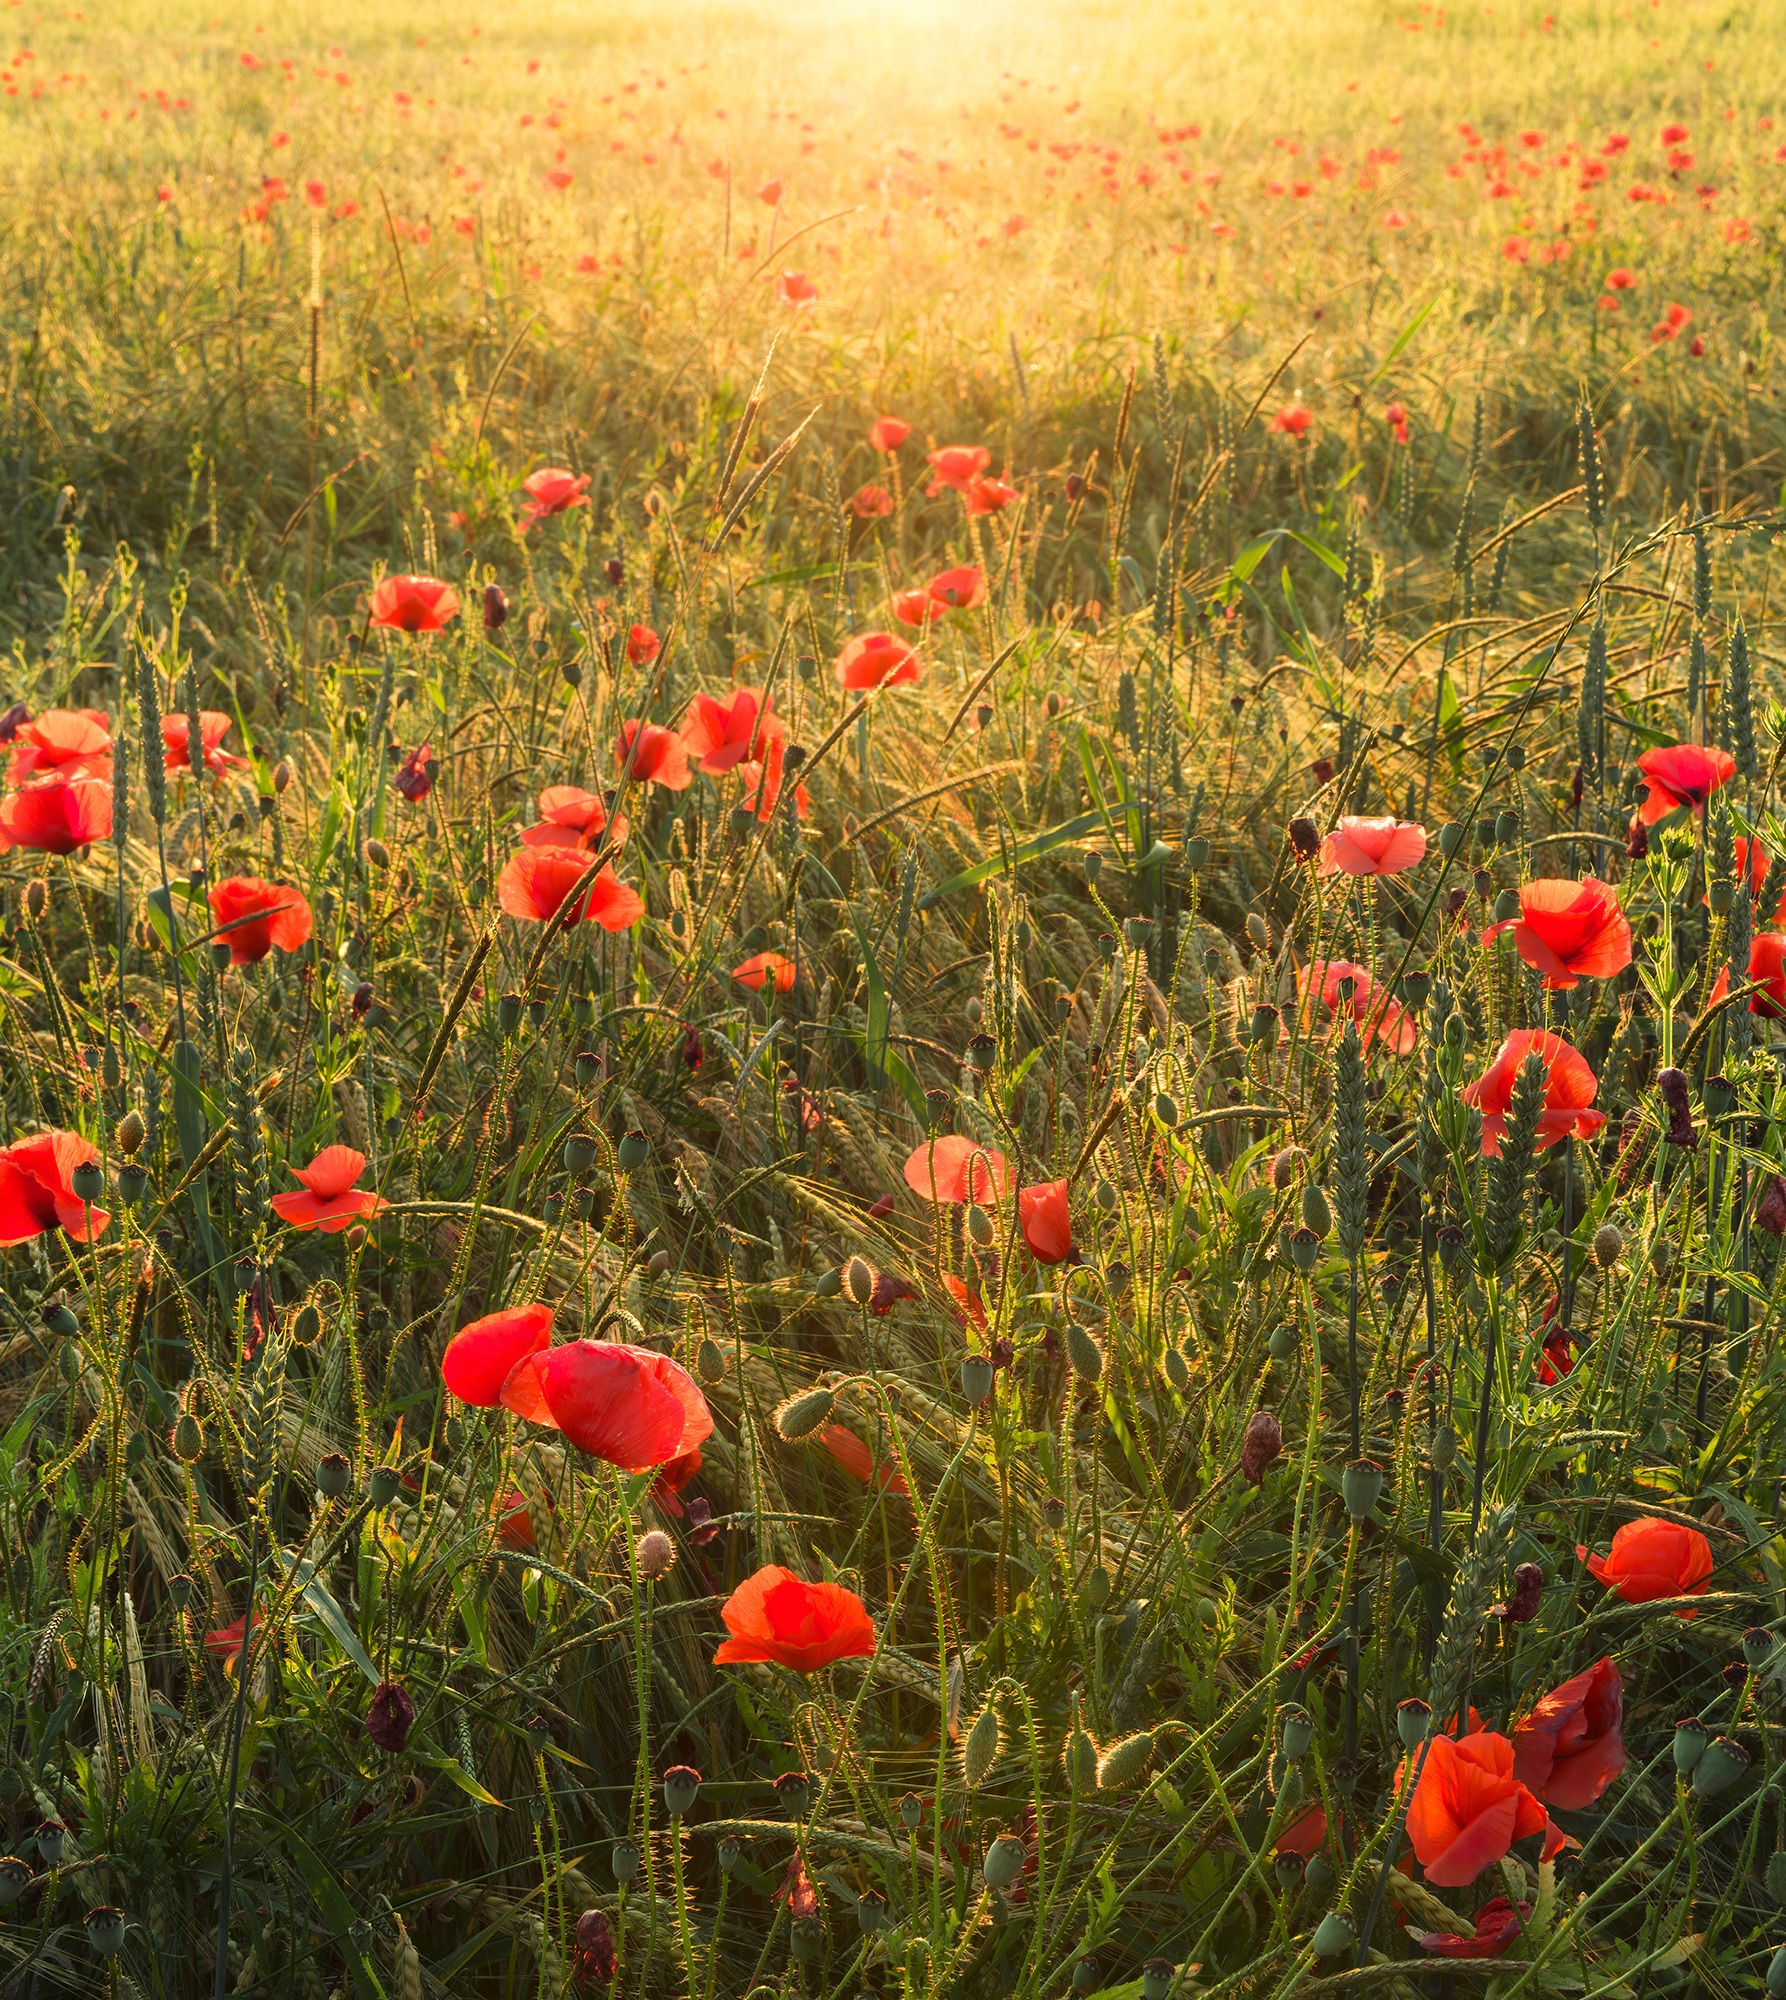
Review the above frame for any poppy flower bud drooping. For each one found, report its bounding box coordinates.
[483,583,509,630]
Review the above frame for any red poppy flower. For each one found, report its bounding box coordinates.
[1730,837,1785,918]
[1636,742,1734,824]
[1274,1805,1329,1857]
[713,1564,876,1671]
[1385,401,1411,445]
[925,445,991,496]
[928,564,986,611]
[777,270,818,307]
[395,742,436,801]
[870,1271,918,1316]
[869,416,911,452]
[442,1302,554,1405]
[892,587,940,627]
[1511,1657,1625,1809]
[964,475,1018,516]
[504,1340,713,1471]
[0,1130,109,1243]
[161,711,247,777]
[836,631,920,690]
[8,708,112,783]
[626,624,661,666]
[496,849,645,930]
[942,1273,987,1332]
[1606,265,1636,288]
[681,686,782,775]
[542,166,574,191]
[1320,815,1427,876]
[1018,1179,1074,1264]
[521,785,624,852]
[519,467,591,528]
[851,483,895,519]
[269,1145,388,1233]
[1749,934,1786,1017]
[497,1487,539,1549]
[1401,1732,1548,1887]
[1479,878,1632,989]
[615,719,690,789]
[0,776,112,853]
[902,1135,1010,1203]
[739,739,811,821]
[1410,1897,1530,1959]
[816,1424,909,1495]
[1269,404,1313,437]
[204,1609,263,1666]
[1461,1030,1606,1156]
[1576,1516,1713,1611]
[368,574,460,633]
[733,951,796,992]
[650,1448,702,1515]
[208,876,314,965]
[1296,959,1418,1057]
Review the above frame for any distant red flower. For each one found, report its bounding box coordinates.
[892,586,937,627]
[681,686,782,775]
[1462,1030,1605,1156]
[964,475,1018,516]
[304,178,327,208]
[1577,1516,1712,1612]
[1410,1898,1530,1960]
[7,708,111,783]
[755,177,783,205]
[1606,266,1637,288]
[205,1609,262,1666]
[542,167,574,191]
[443,1303,554,1405]
[1385,401,1411,445]
[817,1424,909,1495]
[1662,122,1689,145]
[614,719,691,790]
[1401,1732,1549,1887]
[521,785,624,852]
[504,1340,713,1471]
[1320,815,1426,876]
[0,1130,109,1243]
[208,876,314,965]
[0,776,112,853]
[269,1145,387,1233]
[739,738,810,821]
[1268,404,1312,437]
[733,951,796,993]
[1018,1179,1074,1264]
[394,742,436,801]
[902,1136,1010,1203]
[869,1270,918,1316]
[869,416,911,452]
[777,270,818,307]
[836,631,920,690]
[161,711,246,777]
[928,564,986,610]
[942,1273,987,1332]
[1749,934,1786,1017]
[497,849,644,930]
[626,624,661,666]
[1636,742,1734,824]
[851,483,895,519]
[519,467,591,528]
[713,1564,876,1671]
[925,445,991,496]
[368,574,460,633]
[365,1679,414,1752]
[1479,878,1632,989]
[1511,1657,1625,1809]
[1297,959,1417,1056]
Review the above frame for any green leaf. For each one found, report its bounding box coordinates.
[266,1819,390,2000]
[916,811,1104,909]
[1365,294,1440,386]
[296,1570,381,1685]
[417,1752,504,1809]
[741,560,840,590]
[850,906,891,1082]
[881,1045,931,1131]
[1283,528,1347,577]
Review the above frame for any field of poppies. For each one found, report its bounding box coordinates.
[8,0,1786,1995]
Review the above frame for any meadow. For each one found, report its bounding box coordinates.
[3,0,1786,1994]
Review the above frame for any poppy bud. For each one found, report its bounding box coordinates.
[1300,1185,1331,1236]
[1267,1324,1297,1360]
[693,1335,727,1386]
[1086,1565,1111,1607]
[1289,1227,1321,1274]
[1092,1177,1117,1212]
[813,1267,843,1300]
[843,1255,875,1305]
[966,1202,996,1248]
[1045,690,1063,719]
[317,1451,351,1498]
[1288,815,1320,861]
[368,1464,401,1508]
[635,1529,675,1580]
[773,1769,813,1815]
[70,1160,104,1205]
[1592,1223,1624,1268]
[960,1352,994,1405]
[1693,1734,1749,1797]
[617,1129,651,1173]
[662,1764,700,1818]
[1241,1409,1282,1485]
[1279,1705,1313,1760]
[1312,1912,1354,1959]
[774,1385,835,1440]
[1768,1851,1786,1905]
[1154,1092,1180,1128]
[1097,1729,1156,1789]
[23,879,47,922]
[1650,1236,1675,1280]
[84,1907,126,1958]
[1672,1716,1709,1773]
[611,1840,640,1883]
[1163,1345,1190,1391]
[1245,911,1270,951]
[172,1411,204,1463]
[116,1110,145,1158]
[364,838,389,871]
[1064,1321,1104,1382]
[483,583,509,630]
[1341,1457,1384,1522]
[1397,1698,1431,1749]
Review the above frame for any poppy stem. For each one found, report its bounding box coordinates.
[1470,1292,1499,1538]
[211,1511,260,2000]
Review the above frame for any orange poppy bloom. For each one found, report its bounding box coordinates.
[269,1145,388,1234]
[7,708,112,783]
[777,270,818,307]
[964,475,1018,515]
[925,445,991,496]
[496,849,645,930]
[1576,1516,1712,1611]
[1479,878,1632,989]
[1409,1899,1530,1960]
[520,785,625,853]
[892,587,940,627]
[161,711,248,777]
[1635,743,1734,824]
[869,416,910,452]
[208,876,314,965]
[816,1424,909,1496]
[1017,1179,1074,1264]
[681,686,782,775]
[739,739,810,821]
[504,1340,713,1472]
[850,483,895,519]
[626,624,661,666]
[1461,1030,1605,1156]
[1296,959,1418,1057]
[1401,1732,1548,1887]
[755,178,783,205]
[927,564,986,610]
[519,467,591,528]
[1269,404,1313,437]
[614,719,692,790]
[902,1135,1010,1203]
[442,1302,554,1406]
[733,951,796,992]
[0,776,112,853]
[368,574,460,632]
[1510,1658,1625,1809]
[1320,815,1427,876]
[1749,934,1786,1017]
[0,1130,110,1243]
[836,631,919,690]
[713,1564,876,1672]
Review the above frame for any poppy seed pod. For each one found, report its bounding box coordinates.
[1163,1346,1190,1391]
[1064,1321,1104,1383]
[898,1791,923,1831]
[116,1161,149,1205]
[1693,1735,1750,1797]
[1267,1324,1297,1360]
[84,1907,126,1958]
[1041,1494,1067,1530]
[636,1530,675,1580]
[1280,1705,1314,1760]
[497,992,523,1035]
[1341,1458,1385,1522]
[1770,1947,1786,2000]
[960,1352,995,1405]
[966,1032,997,1073]
[1072,1959,1101,1994]
[617,1129,651,1173]
[1289,1227,1321,1274]
[574,1050,601,1089]
[717,1837,740,1873]
[563,1133,598,1174]
[611,1840,640,1883]
[1183,837,1211,870]
[483,583,509,630]
[982,1834,1025,1889]
[813,1268,843,1299]
[0,1858,29,1908]
[1592,1223,1624,1269]
[773,1770,813,1815]
[1492,887,1522,925]
[1275,1849,1306,1889]
[1437,821,1466,859]
[368,1465,401,1508]
[774,1386,835,1441]
[843,1255,876,1305]
[1288,815,1320,861]
[34,1821,64,1866]
[1396,1698,1432,1749]
[1312,1912,1355,1959]
[1744,1627,1777,1671]
[70,1160,104,1205]
[316,1451,351,1498]
[662,1765,701,1818]
[856,1889,888,1935]
[1084,851,1103,882]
